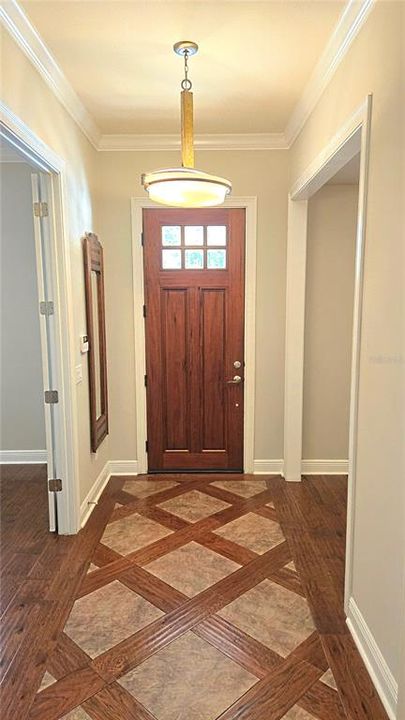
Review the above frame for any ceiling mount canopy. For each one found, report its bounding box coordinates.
[142,41,232,208]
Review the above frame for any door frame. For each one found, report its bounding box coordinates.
[131,196,257,475]
[283,95,372,612]
[0,102,80,534]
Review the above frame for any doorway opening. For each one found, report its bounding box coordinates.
[131,197,257,476]
[0,116,79,535]
[283,96,372,616]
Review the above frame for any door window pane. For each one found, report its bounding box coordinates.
[207,249,226,269]
[162,249,182,269]
[162,226,181,246]
[207,226,227,246]
[184,226,204,246]
[185,249,204,269]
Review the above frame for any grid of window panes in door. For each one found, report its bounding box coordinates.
[161,225,227,270]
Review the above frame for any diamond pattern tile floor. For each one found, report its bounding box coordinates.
[64,580,164,657]
[119,631,258,720]
[145,541,240,596]
[30,475,357,720]
[157,489,231,522]
[214,512,285,553]
[218,578,316,656]
[210,478,268,498]
[122,478,179,498]
[100,511,173,555]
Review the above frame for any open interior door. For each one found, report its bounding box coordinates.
[31,172,60,532]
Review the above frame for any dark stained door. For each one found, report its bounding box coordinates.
[143,207,245,472]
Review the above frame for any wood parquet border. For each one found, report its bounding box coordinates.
[1,471,390,720]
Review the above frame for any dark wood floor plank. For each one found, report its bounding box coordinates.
[83,682,157,720]
[27,666,105,720]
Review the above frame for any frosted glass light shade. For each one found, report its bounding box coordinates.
[142,167,232,208]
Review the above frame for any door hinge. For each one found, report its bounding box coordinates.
[33,201,49,218]
[145,440,149,453]
[143,305,147,318]
[144,374,148,387]
[141,231,144,246]
[39,301,54,316]
[44,390,59,404]
[48,478,62,492]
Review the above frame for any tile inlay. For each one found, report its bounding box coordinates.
[22,473,382,720]
[158,489,231,523]
[100,512,173,555]
[119,631,257,720]
[122,478,178,498]
[211,478,268,498]
[65,580,163,657]
[214,512,285,553]
[62,710,93,720]
[38,670,56,692]
[321,668,338,690]
[218,579,315,656]
[145,541,240,596]
[282,707,318,719]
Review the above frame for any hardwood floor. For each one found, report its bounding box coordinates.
[0,468,389,720]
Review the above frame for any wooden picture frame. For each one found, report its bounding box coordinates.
[83,232,109,452]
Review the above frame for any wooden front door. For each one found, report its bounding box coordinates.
[143,207,245,472]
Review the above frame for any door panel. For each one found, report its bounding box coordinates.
[201,289,226,450]
[143,208,245,472]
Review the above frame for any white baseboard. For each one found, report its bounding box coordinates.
[347,597,398,720]
[301,459,348,474]
[253,459,348,475]
[80,460,139,527]
[253,459,284,474]
[0,449,47,464]
[108,460,139,476]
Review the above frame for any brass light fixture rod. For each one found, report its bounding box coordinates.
[174,41,198,169]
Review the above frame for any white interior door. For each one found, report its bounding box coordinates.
[31,172,60,531]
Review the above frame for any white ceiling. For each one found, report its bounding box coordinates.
[20,0,345,135]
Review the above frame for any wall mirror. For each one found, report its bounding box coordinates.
[83,232,108,451]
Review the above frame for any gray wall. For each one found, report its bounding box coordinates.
[0,162,45,451]
[303,183,358,460]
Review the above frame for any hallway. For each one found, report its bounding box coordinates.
[1,472,389,720]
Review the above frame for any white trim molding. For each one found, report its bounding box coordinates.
[131,196,257,476]
[301,459,348,475]
[99,133,288,152]
[285,0,375,146]
[80,461,110,528]
[0,0,101,148]
[253,460,284,475]
[347,598,398,720]
[108,460,139,476]
[80,460,139,527]
[0,449,47,464]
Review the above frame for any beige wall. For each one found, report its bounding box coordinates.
[1,28,109,504]
[0,162,46,451]
[93,149,289,463]
[290,0,405,688]
[303,183,358,460]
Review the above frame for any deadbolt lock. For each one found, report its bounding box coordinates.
[233,360,242,369]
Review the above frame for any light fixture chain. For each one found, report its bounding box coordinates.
[181,49,192,91]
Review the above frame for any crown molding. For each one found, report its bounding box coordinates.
[285,0,375,147]
[1,0,375,153]
[98,132,288,152]
[0,0,101,149]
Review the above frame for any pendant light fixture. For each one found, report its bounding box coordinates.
[142,41,232,207]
